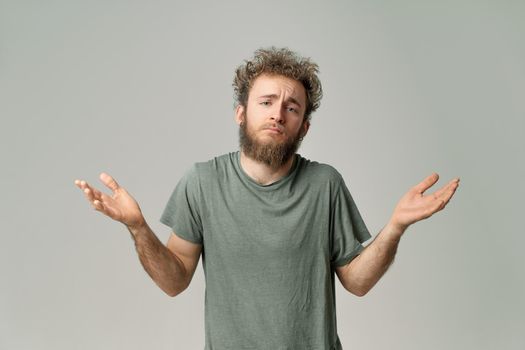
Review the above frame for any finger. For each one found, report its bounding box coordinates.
[90,185,104,200]
[413,173,440,195]
[93,198,119,219]
[75,179,87,190]
[92,199,104,211]
[432,178,460,199]
[430,184,460,216]
[79,181,103,202]
[437,178,459,199]
[83,187,96,203]
[420,180,460,219]
[76,180,92,192]
[439,181,460,206]
[434,199,446,213]
[100,172,120,192]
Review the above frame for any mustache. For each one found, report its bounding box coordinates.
[261,124,285,133]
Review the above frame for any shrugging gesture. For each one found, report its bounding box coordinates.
[74,172,145,229]
[388,173,460,233]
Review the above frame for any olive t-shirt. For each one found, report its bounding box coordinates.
[160,151,372,350]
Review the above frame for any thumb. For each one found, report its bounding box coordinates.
[99,172,120,192]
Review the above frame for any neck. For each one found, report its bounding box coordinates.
[239,149,295,185]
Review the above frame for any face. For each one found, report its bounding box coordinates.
[235,73,310,169]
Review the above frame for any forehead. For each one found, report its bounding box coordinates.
[249,74,306,102]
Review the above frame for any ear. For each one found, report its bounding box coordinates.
[235,105,245,126]
[300,120,310,138]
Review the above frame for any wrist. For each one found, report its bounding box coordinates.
[127,218,148,237]
[382,221,407,242]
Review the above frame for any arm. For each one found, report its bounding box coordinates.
[335,222,403,296]
[75,172,202,297]
[127,221,202,297]
[336,173,460,296]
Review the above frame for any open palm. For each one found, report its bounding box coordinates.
[389,173,460,232]
[75,172,145,228]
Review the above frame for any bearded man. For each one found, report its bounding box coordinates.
[75,47,460,349]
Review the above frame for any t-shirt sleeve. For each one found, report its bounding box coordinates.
[330,176,372,268]
[159,164,204,244]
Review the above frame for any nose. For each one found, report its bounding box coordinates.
[271,104,286,124]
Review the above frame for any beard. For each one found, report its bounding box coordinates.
[239,112,304,170]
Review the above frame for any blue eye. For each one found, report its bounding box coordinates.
[260,101,270,106]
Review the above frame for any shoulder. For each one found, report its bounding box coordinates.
[296,154,344,186]
[188,152,235,181]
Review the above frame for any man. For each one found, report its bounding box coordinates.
[75,47,460,349]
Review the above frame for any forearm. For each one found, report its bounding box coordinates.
[127,220,188,297]
[344,222,405,296]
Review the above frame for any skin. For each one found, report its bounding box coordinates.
[74,175,199,296]
[74,73,460,298]
[335,172,459,296]
[235,73,310,185]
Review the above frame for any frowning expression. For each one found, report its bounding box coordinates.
[235,73,310,144]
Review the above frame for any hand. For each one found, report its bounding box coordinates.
[389,173,460,233]
[74,173,145,228]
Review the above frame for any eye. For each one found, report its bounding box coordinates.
[287,106,298,113]
[260,101,271,106]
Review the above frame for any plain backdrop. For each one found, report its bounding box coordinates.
[1,0,524,349]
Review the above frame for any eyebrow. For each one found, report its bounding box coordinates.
[258,94,303,108]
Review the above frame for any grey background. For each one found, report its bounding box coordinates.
[1,0,523,349]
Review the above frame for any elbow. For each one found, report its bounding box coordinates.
[164,282,189,298]
[166,289,180,297]
[352,287,369,297]
[165,287,184,298]
[346,283,371,297]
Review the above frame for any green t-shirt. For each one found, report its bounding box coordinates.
[160,151,372,350]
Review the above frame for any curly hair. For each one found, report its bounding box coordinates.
[233,47,323,122]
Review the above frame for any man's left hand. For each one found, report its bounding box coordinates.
[389,173,460,234]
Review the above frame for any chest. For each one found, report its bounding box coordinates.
[200,182,332,265]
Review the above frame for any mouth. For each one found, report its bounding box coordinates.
[263,127,283,134]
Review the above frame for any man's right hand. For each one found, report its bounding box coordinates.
[74,172,145,229]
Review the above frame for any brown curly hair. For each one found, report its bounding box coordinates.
[233,47,323,122]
